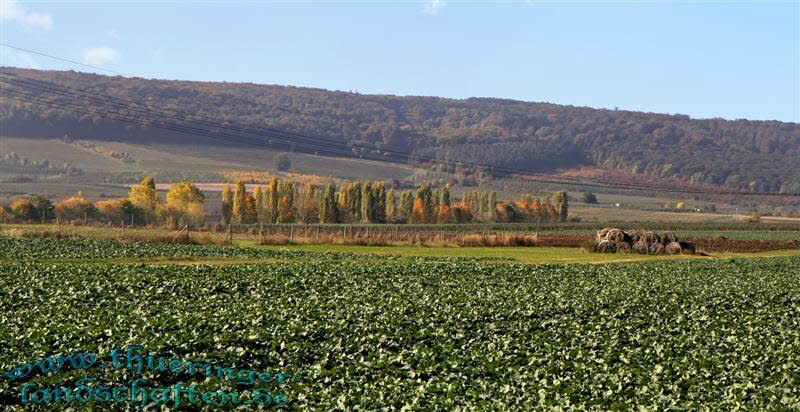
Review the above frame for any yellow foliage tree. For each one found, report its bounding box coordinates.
[129,176,158,222]
[232,181,247,224]
[55,194,98,223]
[95,199,137,223]
[163,182,206,227]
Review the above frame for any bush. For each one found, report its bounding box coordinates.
[275,153,291,172]
[581,192,598,204]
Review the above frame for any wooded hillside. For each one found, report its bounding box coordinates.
[2,67,798,194]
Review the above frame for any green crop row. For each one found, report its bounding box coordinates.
[1,258,799,409]
[0,237,507,263]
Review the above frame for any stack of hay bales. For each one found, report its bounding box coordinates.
[594,228,695,255]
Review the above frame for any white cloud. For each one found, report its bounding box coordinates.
[82,46,121,66]
[423,0,446,15]
[0,0,53,31]
[0,48,41,69]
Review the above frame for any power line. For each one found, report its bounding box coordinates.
[0,71,750,196]
[0,44,756,195]
[4,75,786,197]
[0,42,711,193]
[0,44,127,76]
[0,52,795,197]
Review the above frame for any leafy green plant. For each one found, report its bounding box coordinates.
[1,256,799,409]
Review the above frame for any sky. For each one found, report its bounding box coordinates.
[1,0,798,122]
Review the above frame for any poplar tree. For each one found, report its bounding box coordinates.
[347,182,362,222]
[440,184,451,207]
[386,188,397,223]
[267,178,280,223]
[319,184,339,223]
[232,181,247,224]
[552,191,569,222]
[253,186,264,222]
[414,183,433,224]
[360,182,373,223]
[399,190,414,223]
[300,183,319,223]
[372,182,386,223]
[337,185,351,222]
[276,180,296,223]
[221,184,233,224]
[488,191,497,222]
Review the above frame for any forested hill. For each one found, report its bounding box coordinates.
[2,67,799,194]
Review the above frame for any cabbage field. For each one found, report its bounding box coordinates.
[1,239,799,409]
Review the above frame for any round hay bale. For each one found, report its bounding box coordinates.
[597,240,617,254]
[640,231,661,246]
[632,241,649,254]
[624,230,640,244]
[665,241,682,255]
[596,227,616,243]
[615,241,632,254]
[678,241,696,255]
[648,243,665,255]
[662,231,678,245]
[606,229,627,243]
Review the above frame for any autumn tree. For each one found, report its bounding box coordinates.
[95,199,138,223]
[412,183,434,224]
[129,176,159,223]
[55,193,98,223]
[11,195,54,222]
[319,184,339,224]
[398,190,414,223]
[409,198,426,224]
[299,183,319,224]
[267,178,280,223]
[164,182,206,227]
[552,191,568,222]
[232,181,248,224]
[386,189,397,223]
[221,184,233,224]
[253,186,265,222]
[276,180,296,223]
[243,192,258,224]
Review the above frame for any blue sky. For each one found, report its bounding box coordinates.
[1,0,798,122]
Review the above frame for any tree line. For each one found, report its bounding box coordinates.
[0,177,205,228]
[0,177,570,227]
[218,178,568,225]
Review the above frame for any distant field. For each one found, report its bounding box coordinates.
[1,136,413,183]
[0,182,129,199]
[571,205,746,223]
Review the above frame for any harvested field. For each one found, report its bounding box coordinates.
[541,233,800,254]
[689,237,800,253]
